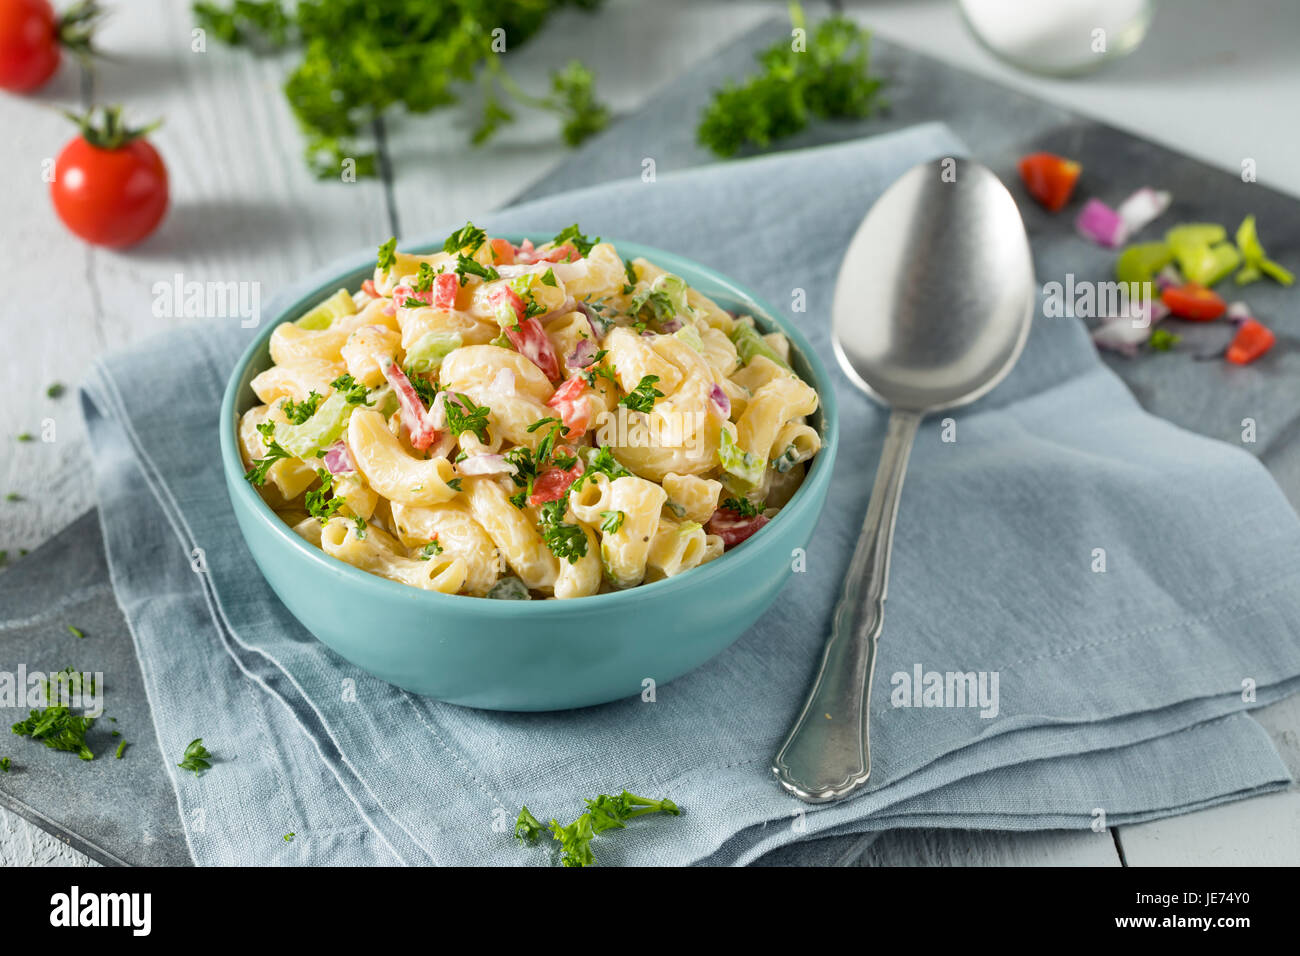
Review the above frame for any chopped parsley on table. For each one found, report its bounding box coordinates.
[177,738,212,776]
[515,790,680,867]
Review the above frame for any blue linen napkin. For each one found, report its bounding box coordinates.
[80,122,1299,865]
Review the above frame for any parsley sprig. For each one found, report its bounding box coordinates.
[697,3,884,158]
[193,2,611,177]
[177,738,213,776]
[244,422,292,486]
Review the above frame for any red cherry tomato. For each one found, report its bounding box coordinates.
[1226,318,1275,365]
[1161,282,1225,321]
[0,0,59,92]
[1017,152,1081,213]
[51,108,168,247]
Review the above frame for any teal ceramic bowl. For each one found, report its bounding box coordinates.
[220,237,839,711]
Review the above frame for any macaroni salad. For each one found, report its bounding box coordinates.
[240,224,822,599]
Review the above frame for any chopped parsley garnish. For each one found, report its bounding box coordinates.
[6,492,22,502]
[16,433,33,442]
[508,489,528,510]
[599,510,624,535]
[540,267,557,287]
[177,738,212,776]
[446,478,463,493]
[455,253,500,286]
[411,261,437,294]
[329,373,373,406]
[12,706,96,760]
[443,222,487,256]
[407,371,438,407]
[353,516,368,538]
[377,237,397,272]
[629,287,675,325]
[723,496,762,518]
[551,224,598,257]
[0,757,10,772]
[1148,328,1181,351]
[444,392,491,443]
[515,790,680,867]
[504,446,538,489]
[574,445,631,489]
[115,740,127,759]
[244,430,293,486]
[305,469,346,523]
[67,625,85,639]
[281,390,323,425]
[619,375,664,413]
[418,540,444,559]
[623,258,637,290]
[47,382,65,399]
[538,497,587,563]
[581,349,615,387]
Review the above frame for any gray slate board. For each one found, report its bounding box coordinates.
[2,17,1296,866]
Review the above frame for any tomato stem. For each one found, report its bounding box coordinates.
[61,104,162,150]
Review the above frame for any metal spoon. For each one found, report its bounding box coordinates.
[772,158,1036,803]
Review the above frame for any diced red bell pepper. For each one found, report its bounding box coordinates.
[381,362,439,451]
[706,506,769,549]
[527,460,584,507]
[432,272,459,311]
[505,316,562,381]
[1017,152,1081,213]
[1226,318,1275,365]
[546,375,591,439]
[1161,282,1226,321]
[538,243,579,263]
[488,238,515,266]
[361,279,378,298]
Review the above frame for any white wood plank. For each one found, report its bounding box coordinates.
[383,0,779,232]
[855,828,1121,866]
[1118,694,1300,866]
[1,0,393,561]
[0,0,393,867]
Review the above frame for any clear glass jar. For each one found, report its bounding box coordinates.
[958,0,1156,76]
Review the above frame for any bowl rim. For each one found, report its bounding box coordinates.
[219,234,841,612]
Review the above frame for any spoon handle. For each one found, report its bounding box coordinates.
[772,408,922,802]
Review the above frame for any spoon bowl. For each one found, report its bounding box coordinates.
[773,157,1036,802]
[833,158,1036,411]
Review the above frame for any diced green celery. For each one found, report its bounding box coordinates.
[652,274,691,316]
[1166,223,1227,252]
[673,324,704,352]
[728,323,791,370]
[1115,242,1172,284]
[1235,215,1294,286]
[1176,242,1240,286]
[405,331,462,373]
[275,392,355,458]
[296,288,356,330]
[719,429,765,488]
[487,577,530,600]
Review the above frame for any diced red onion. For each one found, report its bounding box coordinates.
[1155,265,1183,291]
[1091,319,1152,357]
[657,318,683,333]
[577,300,608,339]
[707,383,730,419]
[566,338,598,369]
[539,296,577,323]
[1116,188,1171,235]
[456,453,517,477]
[322,440,355,474]
[1075,198,1128,248]
[1226,302,1253,325]
[429,390,447,430]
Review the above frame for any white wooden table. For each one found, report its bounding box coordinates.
[2,0,1297,866]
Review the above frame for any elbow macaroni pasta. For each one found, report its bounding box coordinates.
[240,225,822,598]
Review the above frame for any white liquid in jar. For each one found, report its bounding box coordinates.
[958,0,1153,75]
